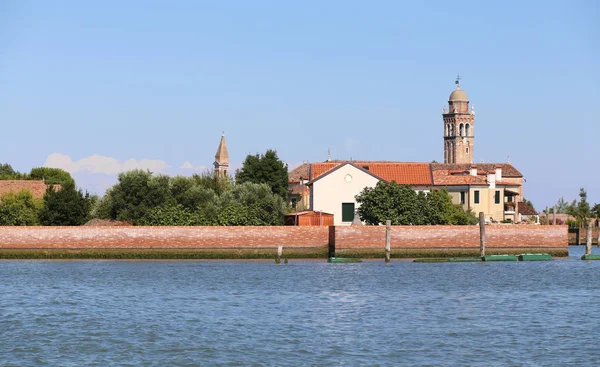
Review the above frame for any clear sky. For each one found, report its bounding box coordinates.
[1,0,598,209]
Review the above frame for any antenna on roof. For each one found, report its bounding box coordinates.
[327,148,331,162]
[507,156,511,164]
[455,74,461,89]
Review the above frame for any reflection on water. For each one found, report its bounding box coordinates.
[1,246,599,366]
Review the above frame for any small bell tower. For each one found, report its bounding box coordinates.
[214,132,229,177]
[443,76,475,164]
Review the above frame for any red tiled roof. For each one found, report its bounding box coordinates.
[288,163,310,183]
[517,202,537,216]
[0,180,55,199]
[310,161,433,186]
[432,170,488,186]
[431,163,522,177]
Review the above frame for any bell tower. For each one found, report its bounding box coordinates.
[214,132,229,177]
[443,76,475,164]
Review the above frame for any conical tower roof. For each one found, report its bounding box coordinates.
[214,133,229,164]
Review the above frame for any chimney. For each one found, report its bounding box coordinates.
[470,164,477,176]
[495,166,502,181]
[487,170,496,188]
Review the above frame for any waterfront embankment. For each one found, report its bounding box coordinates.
[0,225,568,259]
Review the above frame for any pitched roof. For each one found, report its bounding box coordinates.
[431,163,522,177]
[432,170,488,186]
[310,161,433,186]
[0,180,53,199]
[518,202,537,216]
[214,134,229,163]
[288,163,310,183]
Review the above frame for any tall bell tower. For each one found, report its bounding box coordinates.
[443,76,475,164]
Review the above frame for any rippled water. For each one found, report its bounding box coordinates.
[1,246,600,366]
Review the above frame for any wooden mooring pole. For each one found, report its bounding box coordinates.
[586,223,592,256]
[479,212,486,258]
[276,245,283,264]
[385,220,391,263]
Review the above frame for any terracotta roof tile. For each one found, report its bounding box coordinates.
[518,202,537,216]
[432,170,488,186]
[431,163,522,177]
[288,163,310,183]
[310,161,433,185]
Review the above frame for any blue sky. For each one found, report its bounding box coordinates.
[1,0,598,208]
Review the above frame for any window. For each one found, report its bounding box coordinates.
[291,198,297,210]
[465,124,471,136]
[494,191,500,204]
[474,190,480,204]
[460,192,465,205]
[342,203,355,222]
[459,123,464,137]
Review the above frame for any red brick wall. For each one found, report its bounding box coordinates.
[335,225,568,249]
[0,225,567,252]
[0,226,330,249]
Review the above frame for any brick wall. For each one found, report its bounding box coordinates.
[0,226,330,249]
[0,225,568,256]
[335,225,568,250]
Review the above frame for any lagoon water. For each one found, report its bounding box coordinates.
[1,246,600,366]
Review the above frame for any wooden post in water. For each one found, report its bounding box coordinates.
[553,206,556,225]
[586,222,592,256]
[479,212,486,259]
[576,227,581,246]
[276,245,283,264]
[385,220,391,263]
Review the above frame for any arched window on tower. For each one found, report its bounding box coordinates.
[466,123,471,136]
[459,123,464,137]
[445,124,449,137]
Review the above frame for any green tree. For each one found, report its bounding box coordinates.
[139,204,196,226]
[192,170,232,196]
[218,182,289,225]
[106,170,175,224]
[592,203,600,222]
[0,163,29,180]
[552,197,569,214]
[567,188,592,228]
[356,182,477,225]
[29,167,74,185]
[235,149,288,199]
[38,181,94,225]
[0,190,40,225]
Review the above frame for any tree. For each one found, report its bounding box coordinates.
[235,149,288,199]
[552,197,569,214]
[217,182,288,225]
[29,167,74,185]
[356,182,477,225]
[38,181,94,225]
[139,204,196,226]
[0,190,40,225]
[106,170,174,224]
[0,163,29,180]
[567,188,592,228]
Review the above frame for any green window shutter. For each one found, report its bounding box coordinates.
[460,192,465,204]
[474,191,480,204]
[342,203,355,222]
[494,191,500,204]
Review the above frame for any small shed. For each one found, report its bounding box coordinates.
[284,211,334,226]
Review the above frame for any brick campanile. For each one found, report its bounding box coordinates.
[443,76,475,164]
